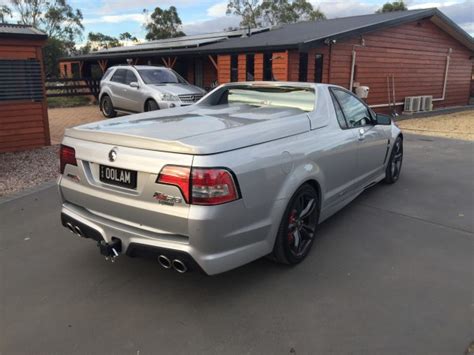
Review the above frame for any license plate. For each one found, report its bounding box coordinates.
[99,165,137,189]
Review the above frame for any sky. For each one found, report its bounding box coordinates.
[1,0,473,43]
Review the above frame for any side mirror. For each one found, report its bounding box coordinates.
[376,114,392,125]
[129,81,139,88]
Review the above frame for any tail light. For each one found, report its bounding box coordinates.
[157,165,191,203]
[60,145,77,174]
[191,168,239,205]
[156,166,239,205]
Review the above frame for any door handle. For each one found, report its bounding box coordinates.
[358,128,365,141]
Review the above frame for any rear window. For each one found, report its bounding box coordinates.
[214,85,315,112]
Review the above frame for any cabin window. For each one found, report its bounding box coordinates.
[314,54,324,83]
[230,55,238,82]
[246,54,254,81]
[0,59,43,102]
[299,52,308,82]
[71,63,80,78]
[263,52,273,81]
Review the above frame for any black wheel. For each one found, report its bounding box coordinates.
[272,184,319,265]
[145,99,159,112]
[384,136,403,184]
[100,95,116,118]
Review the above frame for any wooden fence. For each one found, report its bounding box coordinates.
[45,78,101,99]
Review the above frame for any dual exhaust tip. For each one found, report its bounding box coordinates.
[158,255,188,273]
[67,222,187,272]
[66,222,84,237]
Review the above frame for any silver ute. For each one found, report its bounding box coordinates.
[58,82,403,275]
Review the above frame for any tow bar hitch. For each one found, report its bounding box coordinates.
[97,238,122,262]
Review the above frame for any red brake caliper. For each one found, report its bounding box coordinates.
[288,210,297,244]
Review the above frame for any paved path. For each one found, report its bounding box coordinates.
[48,106,103,144]
[0,134,472,354]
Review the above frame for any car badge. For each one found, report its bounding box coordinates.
[108,149,117,162]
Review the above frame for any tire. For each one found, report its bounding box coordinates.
[100,95,116,118]
[272,184,320,265]
[145,99,159,112]
[384,136,403,184]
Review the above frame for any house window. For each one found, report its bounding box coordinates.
[71,63,80,78]
[0,59,43,102]
[63,64,68,77]
[246,54,254,81]
[263,52,273,81]
[314,54,324,83]
[230,55,238,82]
[299,52,308,82]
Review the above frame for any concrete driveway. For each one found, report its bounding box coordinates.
[1,134,472,354]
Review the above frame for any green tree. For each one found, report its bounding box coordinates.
[228,0,326,28]
[260,0,325,26]
[43,37,66,78]
[291,0,325,21]
[376,1,408,13]
[144,6,185,40]
[0,5,12,23]
[9,0,83,76]
[226,0,261,28]
[11,0,83,41]
[119,32,138,42]
[88,32,121,49]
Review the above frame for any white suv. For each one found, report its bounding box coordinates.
[99,65,206,118]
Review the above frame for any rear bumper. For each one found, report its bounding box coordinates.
[60,201,279,275]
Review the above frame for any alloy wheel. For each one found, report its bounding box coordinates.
[286,193,317,257]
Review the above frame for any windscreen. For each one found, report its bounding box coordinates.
[138,69,187,85]
[223,85,315,112]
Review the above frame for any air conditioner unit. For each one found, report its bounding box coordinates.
[404,96,422,112]
[412,96,421,112]
[421,95,433,111]
[404,97,414,112]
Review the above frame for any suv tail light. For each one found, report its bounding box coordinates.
[156,166,239,205]
[60,145,77,174]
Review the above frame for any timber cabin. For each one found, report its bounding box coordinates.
[0,24,49,152]
[60,8,473,114]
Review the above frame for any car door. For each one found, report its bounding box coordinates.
[331,88,389,187]
[121,70,142,112]
[316,90,360,208]
[109,69,127,109]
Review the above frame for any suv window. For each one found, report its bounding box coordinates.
[332,89,373,128]
[111,69,127,84]
[125,70,138,85]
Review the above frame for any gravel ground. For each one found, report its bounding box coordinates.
[0,145,59,198]
[397,109,474,141]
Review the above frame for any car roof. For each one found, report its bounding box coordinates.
[110,65,170,70]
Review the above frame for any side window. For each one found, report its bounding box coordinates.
[102,67,114,81]
[111,69,126,84]
[124,70,138,85]
[332,89,372,128]
[329,91,348,129]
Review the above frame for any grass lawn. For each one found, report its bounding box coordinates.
[397,110,474,141]
[47,96,95,108]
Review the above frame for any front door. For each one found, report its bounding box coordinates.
[331,88,389,187]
